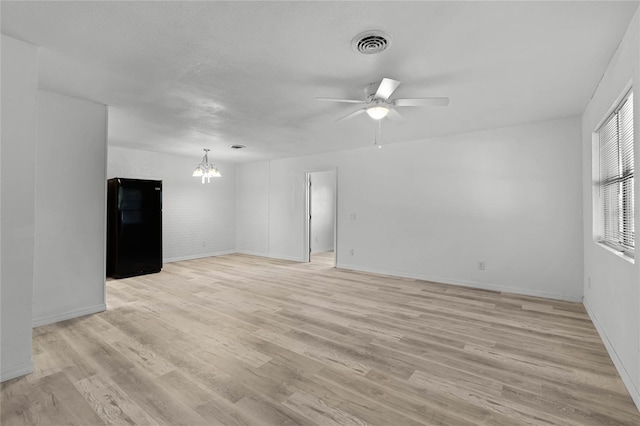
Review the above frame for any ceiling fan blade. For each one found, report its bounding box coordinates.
[394,97,450,107]
[386,108,403,122]
[315,97,364,104]
[375,78,401,101]
[335,108,366,122]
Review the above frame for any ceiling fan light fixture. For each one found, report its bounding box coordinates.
[366,106,390,120]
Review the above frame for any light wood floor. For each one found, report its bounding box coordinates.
[2,253,639,425]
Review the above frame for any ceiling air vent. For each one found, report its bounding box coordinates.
[229,144,245,149]
[351,30,391,55]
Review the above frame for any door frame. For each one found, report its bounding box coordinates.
[304,168,337,265]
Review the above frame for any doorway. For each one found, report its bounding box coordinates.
[306,170,337,266]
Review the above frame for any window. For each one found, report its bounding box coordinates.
[597,90,634,254]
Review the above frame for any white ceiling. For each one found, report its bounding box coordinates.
[2,1,638,163]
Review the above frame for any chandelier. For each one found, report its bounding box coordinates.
[192,149,221,183]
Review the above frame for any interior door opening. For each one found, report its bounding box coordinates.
[306,170,337,266]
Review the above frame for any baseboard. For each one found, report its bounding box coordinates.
[263,253,305,262]
[584,299,640,412]
[335,263,583,303]
[235,249,269,257]
[0,359,34,382]
[32,303,107,327]
[164,249,237,263]
[236,250,305,262]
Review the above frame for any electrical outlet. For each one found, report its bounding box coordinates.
[478,261,485,271]
[350,249,355,256]
[350,213,357,220]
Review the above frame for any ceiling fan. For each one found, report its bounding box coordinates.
[316,78,449,122]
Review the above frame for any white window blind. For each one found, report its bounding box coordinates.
[599,90,634,253]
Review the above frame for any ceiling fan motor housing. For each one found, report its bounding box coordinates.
[365,82,380,100]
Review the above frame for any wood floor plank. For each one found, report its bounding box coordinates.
[2,252,639,425]
[73,374,157,426]
[283,389,370,426]
[1,371,105,426]
[316,366,479,426]
[235,393,320,426]
[108,367,208,425]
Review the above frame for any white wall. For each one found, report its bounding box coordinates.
[310,171,335,254]
[236,161,269,256]
[108,147,236,262]
[1,35,38,381]
[237,117,584,301]
[32,90,108,327]
[582,10,640,409]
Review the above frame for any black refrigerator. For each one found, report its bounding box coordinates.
[107,178,162,278]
